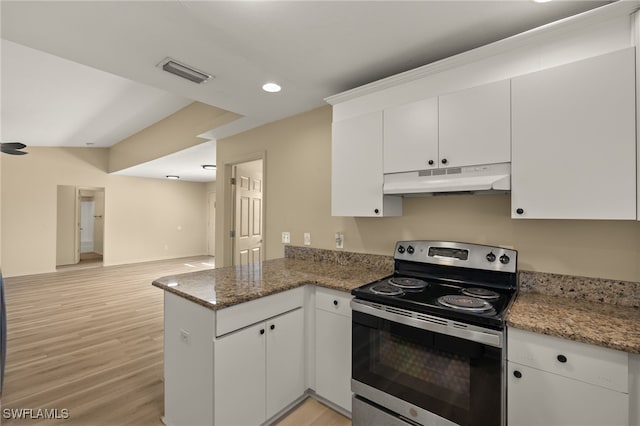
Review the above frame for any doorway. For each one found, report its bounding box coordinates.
[56,186,105,268]
[232,159,263,266]
[207,191,216,257]
[79,188,104,263]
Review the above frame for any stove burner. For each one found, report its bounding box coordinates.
[371,283,404,296]
[437,295,493,312]
[388,277,428,290]
[462,287,500,300]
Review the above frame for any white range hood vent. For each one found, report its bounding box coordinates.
[383,163,510,195]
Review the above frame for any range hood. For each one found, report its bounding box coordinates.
[383,163,510,195]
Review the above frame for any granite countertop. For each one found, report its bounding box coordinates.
[507,271,640,354]
[153,247,640,355]
[152,257,391,310]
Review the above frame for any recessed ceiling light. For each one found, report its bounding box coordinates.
[533,0,552,3]
[166,175,180,180]
[157,57,212,84]
[202,164,216,170]
[262,82,282,93]
[86,142,95,146]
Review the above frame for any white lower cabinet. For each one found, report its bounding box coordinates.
[214,321,266,426]
[314,288,353,412]
[265,309,306,419]
[214,308,305,425]
[507,327,629,426]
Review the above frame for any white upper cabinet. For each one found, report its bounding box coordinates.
[383,97,438,173]
[511,47,636,220]
[382,80,511,174]
[332,111,402,217]
[439,80,511,168]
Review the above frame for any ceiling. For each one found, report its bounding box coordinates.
[1,0,612,182]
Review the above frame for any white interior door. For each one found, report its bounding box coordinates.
[93,190,105,256]
[233,159,263,266]
[208,192,216,256]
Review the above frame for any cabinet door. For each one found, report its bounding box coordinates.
[266,308,305,419]
[214,322,266,426]
[508,362,629,426]
[332,112,402,217]
[383,97,438,173]
[315,308,352,412]
[439,80,510,168]
[511,47,636,219]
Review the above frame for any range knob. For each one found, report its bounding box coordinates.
[397,245,406,254]
[406,245,415,255]
[499,254,510,265]
[486,252,496,262]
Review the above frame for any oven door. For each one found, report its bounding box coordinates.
[351,299,504,426]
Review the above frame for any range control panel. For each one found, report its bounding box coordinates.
[394,240,517,274]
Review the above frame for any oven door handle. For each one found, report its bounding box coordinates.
[351,299,503,348]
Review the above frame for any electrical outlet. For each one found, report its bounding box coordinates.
[304,232,311,246]
[335,232,344,249]
[180,329,190,344]
[282,232,291,244]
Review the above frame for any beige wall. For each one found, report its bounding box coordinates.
[1,147,208,277]
[217,106,640,282]
[108,102,241,173]
[56,185,77,266]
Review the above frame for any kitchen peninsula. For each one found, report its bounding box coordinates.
[152,247,391,426]
[154,247,640,426]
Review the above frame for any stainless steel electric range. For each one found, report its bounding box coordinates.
[351,240,517,426]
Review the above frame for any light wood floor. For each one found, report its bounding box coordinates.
[1,256,350,426]
[275,398,350,426]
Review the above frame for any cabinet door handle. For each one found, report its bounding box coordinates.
[259,329,265,335]
[428,160,434,166]
[333,300,339,306]
[557,354,567,363]
[516,208,524,215]
[441,158,448,165]
[513,370,522,379]
[270,324,275,331]
[374,208,380,215]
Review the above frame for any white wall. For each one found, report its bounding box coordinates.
[1,147,208,277]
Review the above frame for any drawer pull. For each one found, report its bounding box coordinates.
[513,370,522,379]
[557,354,567,363]
[333,300,339,306]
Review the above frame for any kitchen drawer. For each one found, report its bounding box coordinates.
[315,287,353,317]
[216,287,304,337]
[508,327,628,392]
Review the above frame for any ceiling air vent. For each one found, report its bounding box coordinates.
[158,57,212,84]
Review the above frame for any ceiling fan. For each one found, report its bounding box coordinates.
[1,142,28,155]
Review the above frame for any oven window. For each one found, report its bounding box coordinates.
[377,331,471,408]
[353,311,501,426]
